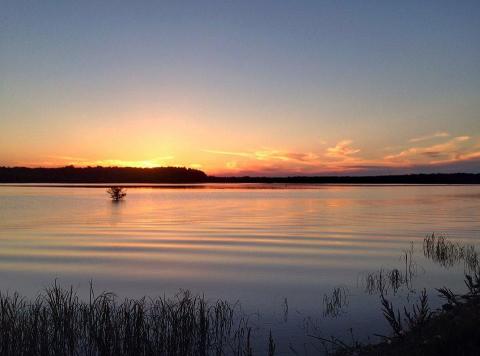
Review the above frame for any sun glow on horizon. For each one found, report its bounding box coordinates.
[0,1,478,176]
[7,132,479,177]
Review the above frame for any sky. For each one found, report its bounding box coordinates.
[1,0,479,176]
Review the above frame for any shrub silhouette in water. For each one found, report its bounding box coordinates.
[107,186,127,201]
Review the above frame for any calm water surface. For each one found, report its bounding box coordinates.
[1,184,479,353]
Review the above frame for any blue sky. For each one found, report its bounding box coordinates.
[1,0,479,175]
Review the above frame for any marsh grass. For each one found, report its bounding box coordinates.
[423,233,479,271]
[379,289,431,338]
[363,266,416,296]
[322,287,349,317]
[267,330,276,356]
[402,242,417,283]
[2,234,478,356]
[0,282,260,356]
[364,268,404,295]
[355,273,480,356]
[361,242,419,296]
[363,235,479,297]
[316,236,480,355]
[437,269,480,306]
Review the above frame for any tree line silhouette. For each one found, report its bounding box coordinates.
[0,166,479,184]
[209,173,480,184]
[0,166,208,183]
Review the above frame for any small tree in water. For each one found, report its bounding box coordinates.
[107,186,126,201]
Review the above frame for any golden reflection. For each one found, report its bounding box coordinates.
[1,185,479,289]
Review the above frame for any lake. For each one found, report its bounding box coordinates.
[0,184,479,354]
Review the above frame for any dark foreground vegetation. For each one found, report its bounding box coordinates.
[0,284,264,356]
[2,276,478,356]
[328,234,480,356]
[333,273,480,356]
[0,232,478,355]
[1,166,479,184]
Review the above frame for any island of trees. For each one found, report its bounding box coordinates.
[0,166,208,183]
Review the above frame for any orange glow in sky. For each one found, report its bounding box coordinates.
[1,1,479,176]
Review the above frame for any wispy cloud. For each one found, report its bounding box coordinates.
[15,133,479,175]
[205,141,368,175]
[284,152,319,162]
[409,131,450,143]
[204,148,320,164]
[457,150,480,161]
[385,136,471,163]
[326,140,360,160]
[47,155,89,161]
[254,150,290,161]
[207,134,480,176]
[202,149,251,158]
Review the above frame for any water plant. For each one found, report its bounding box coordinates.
[361,243,419,296]
[322,287,349,317]
[379,288,431,338]
[363,266,417,296]
[423,233,479,271]
[268,330,276,356]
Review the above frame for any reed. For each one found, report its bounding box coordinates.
[361,242,419,296]
[363,266,416,296]
[323,287,349,317]
[423,233,479,271]
[0,282,256,356]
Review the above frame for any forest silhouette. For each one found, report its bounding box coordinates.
[0,166,479,184]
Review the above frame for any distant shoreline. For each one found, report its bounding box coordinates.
[1,183,480,189]
[0,167,479,184]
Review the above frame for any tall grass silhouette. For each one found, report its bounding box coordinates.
[423,233,479,271]
[0,282,258,356]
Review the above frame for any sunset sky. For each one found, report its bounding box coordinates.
[1,0,479,176]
